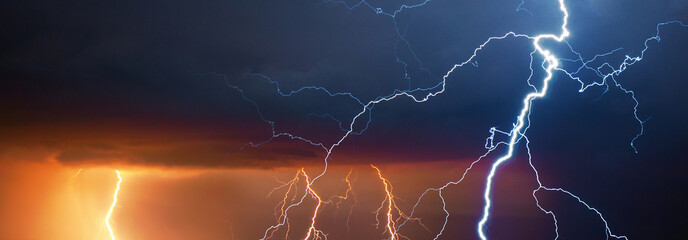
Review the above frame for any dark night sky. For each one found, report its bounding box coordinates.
[1,0,688,239]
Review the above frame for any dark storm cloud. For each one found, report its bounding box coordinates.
[0,121,325,168]
[54,142,319,168]
[1,0,687,170]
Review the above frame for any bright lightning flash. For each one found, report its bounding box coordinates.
[105,170,122,240]
[476,1,569,239]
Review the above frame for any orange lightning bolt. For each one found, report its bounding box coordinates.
[327,169,356,208]
[371,165,431,240]
[325,169,357,232]
[266,169,304,239]
[371,164,399,240]
[266,169,357,240]
[105,170,122,240]
[302,168,326,240]
[303,169,360,240]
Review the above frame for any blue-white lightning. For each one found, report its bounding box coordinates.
[476,1,569,239]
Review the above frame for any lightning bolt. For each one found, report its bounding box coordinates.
[325,169,357,232]
[302,169,327,240]
[371,164,399,240]
[187,0,688,239]
[105,170,122,240]
[265,170,305,240]
[266,168,360,240]
[370,165,431,240]
[475,1,570,238]
[266,170,301,239]
[264,168,326,240]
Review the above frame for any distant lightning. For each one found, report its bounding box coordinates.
[73,168,84,178]
[266,170,303,239]
[516,0,533,16]
[106,170,122,240]
[329,169,356,208]
[265,166,424,240]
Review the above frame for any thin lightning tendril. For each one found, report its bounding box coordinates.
[73,168,84,178]
[325,169,358,232]
[266,170,303,239]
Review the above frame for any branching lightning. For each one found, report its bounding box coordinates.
[302,169,327,240]
[474,1,570,238]
[325,169,358,231]
[372,164,399,240]
[265,168,358,240]
[187,0,688,239]
[73,168,84,178]
[371,165,431,240]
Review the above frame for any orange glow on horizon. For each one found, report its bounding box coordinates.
[1,160,535,239]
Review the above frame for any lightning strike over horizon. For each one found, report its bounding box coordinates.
[105,170,122,240]
[18,0,685,239]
